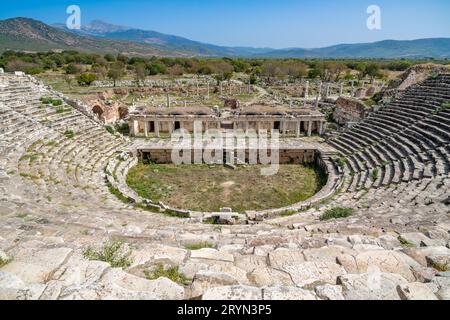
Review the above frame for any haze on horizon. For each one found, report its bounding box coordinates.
[1,0,449,49]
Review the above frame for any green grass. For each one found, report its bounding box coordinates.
[398,236,415,248]
[320,207,354,221]
[280,210,298,217]
[64,130,75,139]
[429,261,449,272]
[371,168,379,181]
[0,256,12,268]
[144,264,190,285]
[107,181,133,205]
[83,240,133,269]
[126,163,326,212]
[184,241,215,250]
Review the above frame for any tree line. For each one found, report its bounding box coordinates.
[0,50,448,86]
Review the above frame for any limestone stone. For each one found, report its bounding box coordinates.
[248,267,294,287]
[426,255,450,271]
[190,270,240,298]
[355,250,420,282]
[80,268,185,300]
[1,247,73,284]
[403,246,450,266]
[338,272,408,300]
[179,260,248,284]
[263,286,317,300]
[400,232,444,247]
[282,262,347,287]
[202,285,262,300]
[234,255,267,273]
[129,245,188,269]
[190,248,234,263]
[397,283,438,300]
[336,254,359,273]
[411,266,437,283]
[0,271,29,300]
[303,245,355,263]
[268,248,305,270]
[425,228,449,241]
[314,284,345,300]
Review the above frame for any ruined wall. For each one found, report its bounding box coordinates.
[138,148,318,165]
[333,97,369,125]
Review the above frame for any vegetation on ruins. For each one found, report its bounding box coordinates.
[63,130,75,139]
[0,256,12,268]
[320,207,354,221]
[144,264,190,286]
[371,169,379,181]
[184,242,216,250]
[83,240,133,268]
[398,236,415,248]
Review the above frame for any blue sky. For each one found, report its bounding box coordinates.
[2,0,449,48]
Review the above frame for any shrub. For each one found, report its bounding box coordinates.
[83,240,133,268]
[40,97,53,104]
[52,99,63,106]
[184,241,215,250]
[105,125,115,134]
[56,107,65,114]
[371,169,379,181]
[77,73,97,86]
[144,264,190,285]
[398,236,415,248]
[320,207,354,221]
[64,130,75,139]
[0,256,12,268]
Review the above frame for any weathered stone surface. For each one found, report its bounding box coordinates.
[190,248,234,263]
[338,272,408,300]
[64,268,185,300]
[282,262,347,287]
[234,254,267,273]
[403,247,450,266]
[355,250,420,282]
[129,245,188,268]
[397,283,438,300]
[202,285,262,300]
[426,255,450,271]
[1,247,73,284]
[248,267,293,287]
[263,286,317,300]
[314,284,345,300]
[180,260,248,284]
[336,254,358,273]
[268,248,305,270]
[190,271,240,298]
[400,233,445,247]
[303,245,355,263]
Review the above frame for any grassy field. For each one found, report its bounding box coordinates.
[126,163,325,212]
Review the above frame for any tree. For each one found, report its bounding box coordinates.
[134,63,146,86]
[365,63,381,79]
[65,63,80,75]
[108,62,125,87]
[77,73,97,86]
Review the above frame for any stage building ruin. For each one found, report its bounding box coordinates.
[128,105,327,137]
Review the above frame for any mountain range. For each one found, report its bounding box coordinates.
[1,17,450,59]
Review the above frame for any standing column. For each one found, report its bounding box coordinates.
[307,120,312,137]
[304,81,309,98]
[319,121,324,136]
[220,81,223,95]
[296,121,301,138]
[229,81,232,95]
[144,120,148,137]
[339,82,344,96]
[248,79,251,94]
[154,121,160,138]
[325,83,330,98]
[206,82,210,99]
[166,94,171,108]
[351,81,355,97]
[196,78,199,96]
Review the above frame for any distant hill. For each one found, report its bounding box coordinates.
[0,17,180,56]
[54,20,271,57]
[1,17,450,59]
[260,38,450,59]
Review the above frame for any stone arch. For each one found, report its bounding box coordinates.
[92,105,104,119]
